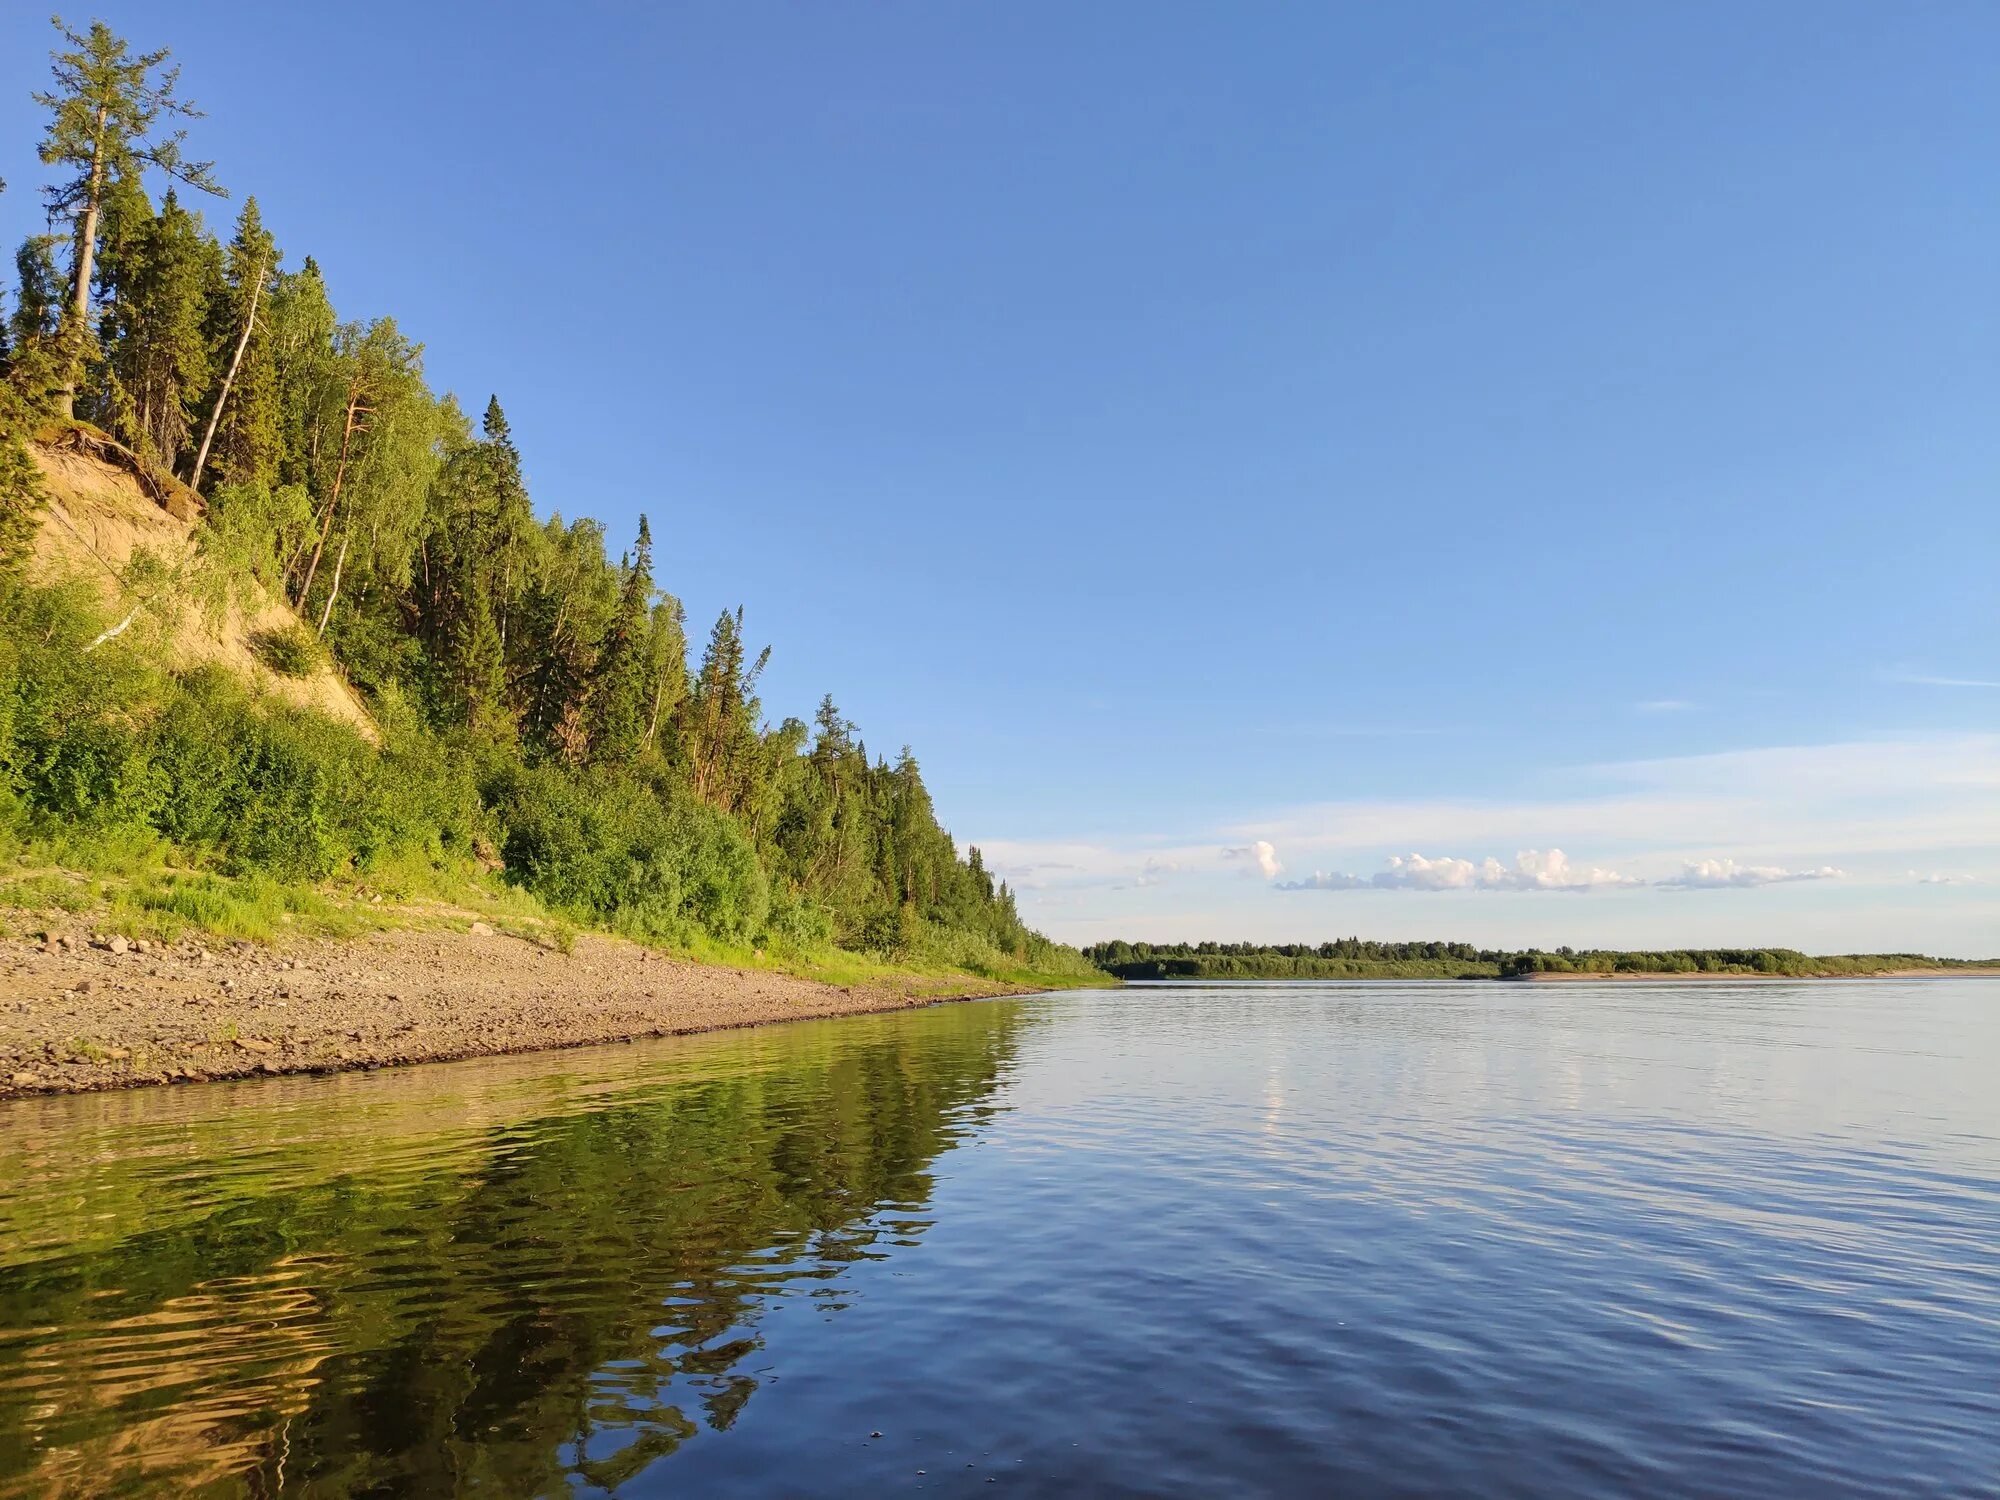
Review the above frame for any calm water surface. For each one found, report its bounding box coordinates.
[2,979,1997,1497]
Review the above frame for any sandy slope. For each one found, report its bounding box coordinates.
[27,428,378,738]
[0,925,1034,1097]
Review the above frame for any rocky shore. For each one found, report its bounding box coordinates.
[0,924,1034,1097]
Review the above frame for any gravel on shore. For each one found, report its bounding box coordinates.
[0,924,1035,1097]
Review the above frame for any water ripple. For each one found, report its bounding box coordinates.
[1,981,1997,1496]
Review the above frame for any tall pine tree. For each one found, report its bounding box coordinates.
[33,18,221,419]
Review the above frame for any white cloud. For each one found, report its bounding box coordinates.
[971,735,2000,951]
[1656,858,1844,889]
[1493,849,1641,891]
[1635,699,1699,713]
[1275,870,1373,891]
[1227,736,2000,858]
[1910,870,1978,886]
[1132,857,1181,888]
[1223,840,1284,881]
[1280,848,1638,893]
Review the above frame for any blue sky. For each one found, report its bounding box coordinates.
[3,3,1995,953]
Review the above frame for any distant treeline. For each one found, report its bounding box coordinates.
[1087,939,1500,980]
[1085,940,1982,982]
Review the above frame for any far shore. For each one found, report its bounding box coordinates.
[0,927,1047,1099]
[1506,967,2000,982]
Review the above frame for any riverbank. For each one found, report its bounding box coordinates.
[0,924,1056,1098]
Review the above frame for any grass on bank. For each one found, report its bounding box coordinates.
[0,843,1109,993]
[0,569,1102,991]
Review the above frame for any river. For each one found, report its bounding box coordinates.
[2,978,1996,1496]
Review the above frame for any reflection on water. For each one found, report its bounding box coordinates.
[2,979,1998,1497]
[0,1003,1022,1496]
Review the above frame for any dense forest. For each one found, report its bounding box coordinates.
[1085,939,1976,981]
[0,19,1085,980]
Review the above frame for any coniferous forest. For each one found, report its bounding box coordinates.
[0,19,1085,980]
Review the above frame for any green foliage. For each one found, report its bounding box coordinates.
[0,21,1084,980]
[0,390,44,573]
[0,871,96,913]
[1490,947,1970,977]
[490,764,770,946]
[96,187,217,464]
[199,195,280,489]
[107,869,362,944]
[34,17,224,415]
[249,620,322,677]
[1084,939,1977,981]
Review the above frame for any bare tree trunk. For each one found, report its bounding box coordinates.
[55,109,110,421]
[316,527,350,636]
[293,380,366,606]
[83,604,140,653]
[645,678,665,752]
[188,250,267,494]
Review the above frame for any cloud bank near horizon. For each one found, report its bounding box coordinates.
[971,735,1998,950]
[1277,849,1639,893]
[1275,850,1842,894]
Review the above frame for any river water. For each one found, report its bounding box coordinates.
[1,979,1996,1497]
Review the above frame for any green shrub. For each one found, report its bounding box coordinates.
[249,622,325,678]
[493,765,770,946]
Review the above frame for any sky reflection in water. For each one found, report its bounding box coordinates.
[1,979,1996,1497]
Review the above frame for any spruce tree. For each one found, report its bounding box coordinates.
[410,395,527,723]
[456,572,510,738]
[584,516,655,765]
[34,17,222,419]
[100,189,216,468]
[6,238,67,413]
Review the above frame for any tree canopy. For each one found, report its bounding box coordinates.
[0,17,1081,981]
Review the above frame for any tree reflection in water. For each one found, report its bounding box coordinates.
[0,1000,1024,1496]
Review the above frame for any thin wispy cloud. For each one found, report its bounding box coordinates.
[977,736,2000,944]
[1656,859,1844,890]
[1884,670,2000,690]
[1635,699,1699,714]
[1244,725,1454,740]
[1230,736,2000,857]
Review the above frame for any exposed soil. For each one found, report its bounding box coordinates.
[0,924,1035,1098]
[28,429,379,738]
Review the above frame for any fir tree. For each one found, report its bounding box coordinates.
[583,516,655,765]
[6,238,67,413]
[99,189,216,468]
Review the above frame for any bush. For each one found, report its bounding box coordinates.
[762,882,833,951]
[249,622,325,678]
[493,765,770,946]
